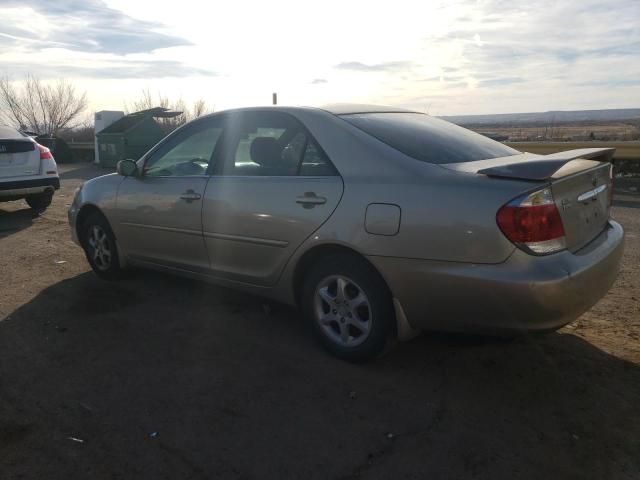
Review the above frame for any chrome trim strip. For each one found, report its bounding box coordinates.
[203,231,289,248]
[577,184,606,202]
[121,222,202,236]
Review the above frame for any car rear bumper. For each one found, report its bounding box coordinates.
[368,220,625,334]
[0,177,60,199]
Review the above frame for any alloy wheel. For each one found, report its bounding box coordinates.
[314,275,372,347]
[87,225,112,271]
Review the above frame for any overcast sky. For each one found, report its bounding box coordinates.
[0,0,638,116]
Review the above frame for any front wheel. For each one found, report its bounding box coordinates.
[26,192,53,212]
[301,254,396,362]
[81,212,126,280]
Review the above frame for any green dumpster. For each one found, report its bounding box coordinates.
[96,107,181,168]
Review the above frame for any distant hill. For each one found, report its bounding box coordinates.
[441,108,640,126]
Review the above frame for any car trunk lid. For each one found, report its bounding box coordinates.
[441,148,615,253]
[550,160,611,252]
[0,139,41,179]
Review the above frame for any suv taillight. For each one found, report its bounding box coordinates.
[37,144,53,160]
[496,187,566,255]
[607,164,614,211]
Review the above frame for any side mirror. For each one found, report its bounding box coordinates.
[116,159,138,177]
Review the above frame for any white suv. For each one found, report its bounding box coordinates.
[0,126,60,211]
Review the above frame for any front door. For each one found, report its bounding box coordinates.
[114,117,223,270]
[202,110,343,286]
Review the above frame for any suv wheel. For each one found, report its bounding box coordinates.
[25,192,53,212]
[301,253,396,362]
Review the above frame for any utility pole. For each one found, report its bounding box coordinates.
[272,93,278,105]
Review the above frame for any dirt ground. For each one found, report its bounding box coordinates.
[1,163,639,479]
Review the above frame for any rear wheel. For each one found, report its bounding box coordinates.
[81,212,126,280]
[25,192,53,212]
[301,253,396,362]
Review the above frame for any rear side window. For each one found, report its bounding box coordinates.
[341,113,519,164]
[221,111,337,176]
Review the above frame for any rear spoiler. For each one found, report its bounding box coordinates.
[473,148,616,181]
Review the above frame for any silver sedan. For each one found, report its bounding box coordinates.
[68,104,624,361]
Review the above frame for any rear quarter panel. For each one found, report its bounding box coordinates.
[289,109,528,264]
[307,170,523,264]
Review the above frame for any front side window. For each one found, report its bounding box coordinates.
[221,111,336,176]
[341,112,519,164]
[144,119,222,177]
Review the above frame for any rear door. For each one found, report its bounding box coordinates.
[202,110,343,286]
[115,117,223,270]
[0,127,40,179]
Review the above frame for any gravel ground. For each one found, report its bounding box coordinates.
[1,163,639,479]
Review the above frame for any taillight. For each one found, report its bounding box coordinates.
[37,144,53,160]
[607,164,614,211]
[496,187,566,255]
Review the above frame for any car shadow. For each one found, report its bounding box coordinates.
[0,206,36,239]
[0,270,638,479]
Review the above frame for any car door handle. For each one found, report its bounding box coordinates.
[180,190,202,202]
[296,192,326,208]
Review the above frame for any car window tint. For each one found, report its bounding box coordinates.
[234,127,286,168]
[221,111,337,177]
[341,112,519,164]
[145,121,222,177]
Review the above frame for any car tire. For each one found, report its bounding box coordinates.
[301,253,396,362]
[25,192,53,212]
[81,212,126,281]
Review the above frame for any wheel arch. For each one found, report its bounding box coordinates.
[293,244,374,303]
[292,242,420,341]
[75,203,128,269]
[75,203,106,245]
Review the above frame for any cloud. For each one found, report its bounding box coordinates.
[334,61,415,73]
[479,77,524,87]
[0,60,216,79]
[575,78,640,88]
[0,0,637,114]
[0,0,190,55]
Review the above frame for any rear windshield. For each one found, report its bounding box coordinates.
[341,112,519,164]
[0,126,24,138]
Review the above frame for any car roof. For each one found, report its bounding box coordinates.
[205,104,419,117]
[317,103,419,115]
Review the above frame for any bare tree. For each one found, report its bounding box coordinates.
[0,75,88,135]
[191,99,209,118]
[126,89,213,133]
[58,119,95,143]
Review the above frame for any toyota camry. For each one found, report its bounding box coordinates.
[68,105,624,361]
